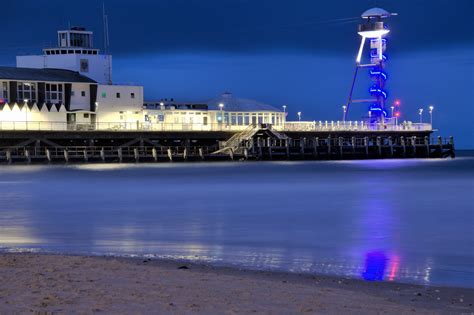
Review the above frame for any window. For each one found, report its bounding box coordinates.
[130,92,135,99]
[71,90,75,96]
[45,83,63,104]
[101,92,106,98]
[81,91,86,97]
[116,92,121,98]
[1,82,8,101]
[17,82,36,103]
[84,113,90,118]
[80,59,89,72]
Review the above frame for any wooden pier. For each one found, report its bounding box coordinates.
[0,127,454,164]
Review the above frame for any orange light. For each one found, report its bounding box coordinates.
[395,112,400,117]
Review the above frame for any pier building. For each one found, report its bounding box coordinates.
[0,8,455,163]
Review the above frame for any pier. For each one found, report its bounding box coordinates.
[0,123,454,164]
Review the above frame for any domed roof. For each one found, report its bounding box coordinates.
[361,7,391,19]
[204,92,282,112]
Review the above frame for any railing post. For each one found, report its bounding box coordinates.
[424,136,430,157]
[364,137,369,157]
[100,147,106,162]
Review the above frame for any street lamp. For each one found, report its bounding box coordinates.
[390,106,394,117]
[282,105,287,114]
[95,102,99,129]
[219,103,224,111]
[418,108,423,124]
[297,111,302,121]
[342,105,347,123]
[429,105,434,126]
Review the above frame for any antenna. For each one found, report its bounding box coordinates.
[102,3,109,55]
[102,3,112,84]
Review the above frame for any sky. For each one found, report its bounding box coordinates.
[1,0,473,148]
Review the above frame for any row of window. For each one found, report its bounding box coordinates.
[101,91,135,99]
[44,49,98,55]
[0,82,138,104]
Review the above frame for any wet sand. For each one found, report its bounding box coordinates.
[0,253,472,314]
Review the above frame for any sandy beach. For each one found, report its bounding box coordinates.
[0,253,472,314]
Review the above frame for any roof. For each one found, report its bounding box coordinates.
[0,67,96,83]
[203,92,282,112]
[361,7,391,19]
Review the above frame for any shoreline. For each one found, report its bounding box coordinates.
[1,253,472,314]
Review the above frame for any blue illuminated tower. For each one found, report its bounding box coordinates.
[346,8,396,123]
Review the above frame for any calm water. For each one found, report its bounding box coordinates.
[1,154,473,287]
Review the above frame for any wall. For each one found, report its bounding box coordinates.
[17,54,112,84]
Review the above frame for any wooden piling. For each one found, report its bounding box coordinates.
[376,136,382,156]
[152,147,158,161]
[25,149,31,164]
[338,137,343,157]
[46,148,52,162]
[167,148,173,161]
[118,148,123,163]
[6,150,12,164]
[100,147,105,162]
[364,137,369,157]
[64,149,69,163]
[134,148,139,162]
[388,136,394,157]
[401,136,406,157]
[83,149,88,162]
[199,148,204,160]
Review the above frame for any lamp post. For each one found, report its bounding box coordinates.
[429,105,434,126]
[218,103,224,127]
[418,108,423,124]
[342,105,347,124]
[95,102,99,130]
[297,111,302,122]
[282,105,286,114]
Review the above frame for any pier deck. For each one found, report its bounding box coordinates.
[0,128,454,164]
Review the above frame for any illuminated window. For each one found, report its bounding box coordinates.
[45,83,63,104]
[17,82,36,103]
[0,82,8,101]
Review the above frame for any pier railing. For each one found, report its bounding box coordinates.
[282,121,432,132]
[0,120,432,132]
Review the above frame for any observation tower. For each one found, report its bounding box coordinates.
[346,7,397,123]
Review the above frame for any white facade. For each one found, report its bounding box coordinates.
[17,54,112,85]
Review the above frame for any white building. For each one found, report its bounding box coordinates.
[143,92,286,131]
[0,26,143,131]
[0,26,285,132]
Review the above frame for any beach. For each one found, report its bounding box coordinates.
[0,253,472,314]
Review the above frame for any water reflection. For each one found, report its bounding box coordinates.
[0,158,473,287]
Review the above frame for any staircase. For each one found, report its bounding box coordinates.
[212,124,288,155]
[212,125,259,154]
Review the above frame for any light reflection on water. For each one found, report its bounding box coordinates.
[0,156,473,287]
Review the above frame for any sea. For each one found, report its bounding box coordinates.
[1,152,473,288]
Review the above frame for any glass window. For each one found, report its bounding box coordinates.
[101,92,106,98]
[45,83,63,103]
[17,82,37,103]
[231,113,237,125]
[1,82,8,101]
[237,114,243,125]
[116,92,121,98]
[131,93,135,99]
[244,114,250,125]
[81,91,86,97]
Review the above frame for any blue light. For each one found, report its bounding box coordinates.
[369,87,388,99]
[370,70,388,80]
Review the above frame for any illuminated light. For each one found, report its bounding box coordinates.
[388,255,400,281]
[356,36,366,63]
[395,112,400,117]
[394,99,400,106]
[358,29,390,38]
[370,70,388,80]
[369,87,388,99]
